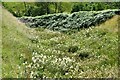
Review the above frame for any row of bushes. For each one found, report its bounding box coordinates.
[19,9,120,32]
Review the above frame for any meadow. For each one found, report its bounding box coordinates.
[1,6,119,78]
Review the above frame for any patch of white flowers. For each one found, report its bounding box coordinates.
[25,51,78,78]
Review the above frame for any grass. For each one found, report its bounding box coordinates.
[2,8,35,78]
[23,15,118,78]
[1,7,119,78]
[0,4,2,78]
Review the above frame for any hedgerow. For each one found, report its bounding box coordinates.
[19,9,120,32]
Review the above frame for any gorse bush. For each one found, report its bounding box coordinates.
[68,45,78,53]
[19,9,120,32]
[78,52,90,59]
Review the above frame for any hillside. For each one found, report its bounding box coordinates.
[2,7,36,78]
[25,15,118,78]
[2,7,119,78]
[0,4,2,78]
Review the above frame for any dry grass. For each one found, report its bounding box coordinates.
[96,15,118,33]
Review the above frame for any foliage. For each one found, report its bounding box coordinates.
[19,9,120,32]
[2,2,73,17]
[71,2,120,13]
[2,2,120,17]
[68,45,78,53]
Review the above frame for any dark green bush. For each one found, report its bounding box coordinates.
[20,9,119,32]
[68,45,78,53]
[78,52,89,59]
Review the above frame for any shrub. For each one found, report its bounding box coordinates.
[19,9,119,32]
[78,52,89,59]
[68,45,78,53]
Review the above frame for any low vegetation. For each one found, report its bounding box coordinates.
[1,6,119,78]
[2,8,35,78]
[19,9,119,32]
[25,15,118,78]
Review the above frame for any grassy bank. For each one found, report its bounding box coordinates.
[1,7,119,78]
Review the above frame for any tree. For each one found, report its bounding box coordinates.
[54,2,58,13]
[35,2,50,15]
[71,4,80,13]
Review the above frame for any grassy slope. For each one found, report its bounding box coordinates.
[29,15,118,78]
[2,7,118,78]
[0,4,2,78]
[2,8,37,78]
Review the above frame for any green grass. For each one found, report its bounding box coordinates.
[0,4,2,78]
[1,7,118,78]
[30,16,118,78]
[2,8,34,78]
